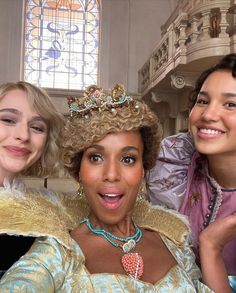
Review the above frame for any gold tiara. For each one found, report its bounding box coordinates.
[67,84,137,118]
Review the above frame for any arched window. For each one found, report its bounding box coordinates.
[24,0,99,90]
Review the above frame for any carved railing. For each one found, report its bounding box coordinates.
[139,0,235,94]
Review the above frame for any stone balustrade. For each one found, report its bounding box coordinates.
[138,0,234,95]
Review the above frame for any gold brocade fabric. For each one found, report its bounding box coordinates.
[0,187,214,292]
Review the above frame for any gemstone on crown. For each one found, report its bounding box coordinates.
[67,84,135,118]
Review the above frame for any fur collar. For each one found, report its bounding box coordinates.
[0,191,190,249]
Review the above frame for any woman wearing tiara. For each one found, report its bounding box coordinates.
[0,84,227,292]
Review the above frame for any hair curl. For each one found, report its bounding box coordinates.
[63,100,162,180]
[0,81,65,177]
[189,53,236,109]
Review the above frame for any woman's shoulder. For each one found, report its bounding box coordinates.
[0,186,84,249]
[158,132,195,163]
[133,199,190,245]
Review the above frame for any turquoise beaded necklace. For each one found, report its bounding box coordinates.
[80,217,142,252]
[80,217,144,279]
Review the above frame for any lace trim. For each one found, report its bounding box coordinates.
[0,178,26,195]
[203,166,223,228]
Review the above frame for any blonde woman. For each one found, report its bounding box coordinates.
[0,81,64,276]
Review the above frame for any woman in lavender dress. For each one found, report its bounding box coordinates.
[147,53,236,291]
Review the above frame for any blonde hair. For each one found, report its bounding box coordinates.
[0,81,65,177]
[63,90,162,180]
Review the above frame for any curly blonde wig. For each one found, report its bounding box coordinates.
[63,85,163,180]
[0,81,65,177]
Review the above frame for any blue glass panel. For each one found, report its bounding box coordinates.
[24,0,99,89]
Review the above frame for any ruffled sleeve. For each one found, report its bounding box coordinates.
[0,237,70,292]
[146,132,196,210]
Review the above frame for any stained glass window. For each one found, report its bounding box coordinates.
[24,0,99,90]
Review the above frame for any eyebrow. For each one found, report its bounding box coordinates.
[86,144,104,151]
[122,146,140,152]
[0,108,47,123]
[87,144,140,152]
[199,91,236,98]
[0,108,19,114]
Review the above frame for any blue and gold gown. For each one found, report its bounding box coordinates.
[0,182,213,292]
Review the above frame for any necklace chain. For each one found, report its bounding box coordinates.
[80,217,142,250]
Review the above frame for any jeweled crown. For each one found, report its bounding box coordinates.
[67,84,135,118]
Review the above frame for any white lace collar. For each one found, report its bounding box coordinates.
[0,177,26,195]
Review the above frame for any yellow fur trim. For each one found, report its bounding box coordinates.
[0,192,189,248]
[133,199,190,245]
[0,191,78,249]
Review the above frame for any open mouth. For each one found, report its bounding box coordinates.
[99,193,124,203]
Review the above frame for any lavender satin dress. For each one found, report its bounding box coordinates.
[147,132,236,291]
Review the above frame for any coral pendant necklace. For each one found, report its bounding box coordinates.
[80,217,144,279]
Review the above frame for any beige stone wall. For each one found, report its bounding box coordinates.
[0,0,23,83]
[100,0,178,92]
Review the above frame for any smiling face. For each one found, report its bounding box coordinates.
[0,89,48,183]
[79,130,144,225]
[189,70,236,157]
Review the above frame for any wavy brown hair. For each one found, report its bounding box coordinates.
[63,96,162,180]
